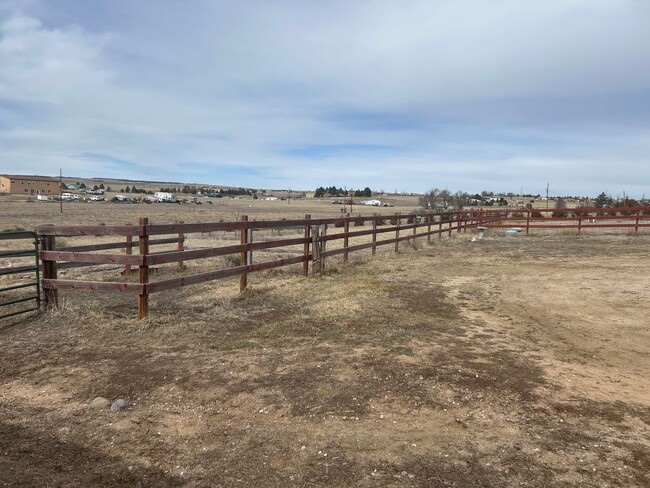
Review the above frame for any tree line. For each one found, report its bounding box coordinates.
[314,186,372,198]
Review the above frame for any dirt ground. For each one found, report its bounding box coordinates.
[1,229,649,487]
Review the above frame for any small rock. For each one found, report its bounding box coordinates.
[110,399,129,411]
[89,397,111,409]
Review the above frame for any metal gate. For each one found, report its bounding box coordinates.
[0,231,41,319]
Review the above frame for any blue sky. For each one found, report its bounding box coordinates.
[1,0,649,197]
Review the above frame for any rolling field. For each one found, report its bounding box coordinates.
[1,199,649,487]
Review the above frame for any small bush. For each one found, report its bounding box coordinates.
[353,217,365,226]
[223,254,242,268]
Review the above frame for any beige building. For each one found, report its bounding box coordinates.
[0,175,60,196]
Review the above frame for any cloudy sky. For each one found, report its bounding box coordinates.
[1,0,649,197]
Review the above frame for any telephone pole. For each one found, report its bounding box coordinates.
[59,169,63,214]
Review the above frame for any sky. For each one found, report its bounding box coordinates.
[1,0,649,198]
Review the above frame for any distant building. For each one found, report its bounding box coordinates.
[361,199,382,206]
[154,192,177,202]
[0,175,59,196]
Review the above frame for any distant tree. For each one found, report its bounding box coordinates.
[594,192,612,208]
[124,186,130,193]
[363,187,372,197]
[552,197,567,218]
[449,191,470,209]
[99,183,105,190]
[419,188,450,209]
[106,186,112,192]
[93,185,99,191]
[314,187,326,198]
[79,183,86,189]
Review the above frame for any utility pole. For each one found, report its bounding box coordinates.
[59,169,63,214]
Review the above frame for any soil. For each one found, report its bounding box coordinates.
[1,232,649,487]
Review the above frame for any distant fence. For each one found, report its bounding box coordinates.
[463,206,650,234]
[36,210,502,319]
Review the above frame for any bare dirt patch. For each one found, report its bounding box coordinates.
[1,232,649,487]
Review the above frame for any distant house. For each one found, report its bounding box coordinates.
[0,174,60,196]
[265,196,278,201]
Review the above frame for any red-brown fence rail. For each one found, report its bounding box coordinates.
[36,210,500,318]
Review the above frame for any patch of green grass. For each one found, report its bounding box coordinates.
[214,340,257,351]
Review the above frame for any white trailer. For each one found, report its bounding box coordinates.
[154,192,178,202]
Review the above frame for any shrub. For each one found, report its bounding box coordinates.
[223,254,242,268]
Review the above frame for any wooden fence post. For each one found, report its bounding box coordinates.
[41,233,58,309]
[311,224,320,275]
[448,213,452,237]
[124,224,132,276]
[427,213,432,243]
[372,213,377,255]
[303,215,311,276]
[395,214,400,253]
[526,210,531,235]
[240,215,248,293]
[457,210,462,233]
[411,212,417,243]
[177,221,184,269]
[635,210,640,234]
[578,212,582,235]
[343,213,350,263]
[320,224,327,272]
[138,217,149,319]
[439,220,443,238]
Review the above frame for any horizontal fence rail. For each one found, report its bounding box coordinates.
[0,231,41,319]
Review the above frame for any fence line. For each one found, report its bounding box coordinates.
[463,206,650,234]
[26,206,649,319]
[36,210,494,318]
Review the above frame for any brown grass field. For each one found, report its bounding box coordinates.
[1,197,649,487]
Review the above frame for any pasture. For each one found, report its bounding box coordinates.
[1,197,649,487]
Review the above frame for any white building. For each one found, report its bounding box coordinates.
[361,199,382,206]
[154,192,177,202]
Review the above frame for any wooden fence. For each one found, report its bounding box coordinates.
[36,211,494,318]
[462,206,650,234]
[32,206,649,319]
